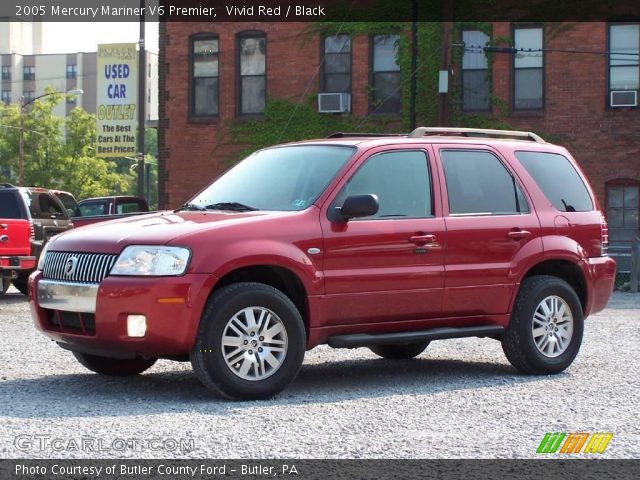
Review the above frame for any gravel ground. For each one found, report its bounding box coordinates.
[0,286,638,459]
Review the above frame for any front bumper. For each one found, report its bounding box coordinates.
[29,271,217,357]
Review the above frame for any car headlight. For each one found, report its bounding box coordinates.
[37,241,51,270]
[110,246,191,276]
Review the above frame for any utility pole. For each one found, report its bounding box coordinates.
[137,0,146,199]
[438,0,454,127]
[18,98,24,186]
[409,0,418,131]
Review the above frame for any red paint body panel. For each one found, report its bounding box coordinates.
[29,136,616,358]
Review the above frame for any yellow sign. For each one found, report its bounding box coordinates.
[96,43,137,158]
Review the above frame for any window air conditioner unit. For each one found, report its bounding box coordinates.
[610,90,638,107]
[318,93,351,113]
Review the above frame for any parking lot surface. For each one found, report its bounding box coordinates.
[0,286,638,458]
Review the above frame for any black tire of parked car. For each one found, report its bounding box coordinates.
[502,275,584,375]
[191,282,306,400]
[11,276,28,296]
[72,352,157,376]
[369,341,430,359]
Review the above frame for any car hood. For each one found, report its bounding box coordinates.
[46,210,287,254]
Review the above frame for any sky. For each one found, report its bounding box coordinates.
[43,22,159,53]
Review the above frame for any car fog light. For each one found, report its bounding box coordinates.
[127,315,147,337]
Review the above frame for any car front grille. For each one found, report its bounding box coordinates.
[42,251,118,284]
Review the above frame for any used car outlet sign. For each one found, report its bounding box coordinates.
[96,43,137,158]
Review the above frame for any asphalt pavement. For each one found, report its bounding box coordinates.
[0,285,638,459]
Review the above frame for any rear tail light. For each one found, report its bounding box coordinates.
[28,220,35,242]
[600,214,609,256]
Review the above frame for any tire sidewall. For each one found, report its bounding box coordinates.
[195,284,306,399]
[515,278,584,372]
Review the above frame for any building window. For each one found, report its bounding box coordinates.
[606,181,639,244]
[1,90,10,104]
[321,34,351,93]
[23,66,35,81]
[462,30,490,111]
[66,64,77,79]
[370,34,401,114]
[608,24,639,106]
[513,26,543,110]
[23,90,35,102]
[190,35,219,117]
[238,32,266,115]
[1,66,9,80]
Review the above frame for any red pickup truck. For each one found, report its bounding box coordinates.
[73,196,150,228]
[1,185,72,295]
[29,128,616,400]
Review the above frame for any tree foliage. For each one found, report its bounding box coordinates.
[0,89,135,199]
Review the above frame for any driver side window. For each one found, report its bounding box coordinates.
[333,150,432,219]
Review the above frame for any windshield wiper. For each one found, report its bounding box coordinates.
[205,202,258,212]
[175,202,206,212]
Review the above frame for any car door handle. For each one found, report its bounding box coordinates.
[507,229,531,240]
[409,234,437,245]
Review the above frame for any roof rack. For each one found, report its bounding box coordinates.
[0,183,16,188]
[327,132,405,138]
[408,127,546,144]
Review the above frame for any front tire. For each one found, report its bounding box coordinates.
[502,275,583,375]
[72,352,157,376]
[191,282,306,400]
[369,341,430,359]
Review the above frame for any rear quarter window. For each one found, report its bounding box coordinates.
[515,151,593,212]
[0,192,22,218]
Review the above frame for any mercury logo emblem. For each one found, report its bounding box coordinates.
[64,257,78,277]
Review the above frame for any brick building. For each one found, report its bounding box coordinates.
[159,22,639,269]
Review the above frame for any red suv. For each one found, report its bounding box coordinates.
[29,128,616,399]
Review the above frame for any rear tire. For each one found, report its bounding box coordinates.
[191,282,306,400]
[72,352,157,376]
[12,276,28,296]
[369,341,430,359]
[502,275,583,375]
[0,278,11,297]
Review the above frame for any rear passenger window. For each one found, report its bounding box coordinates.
[441,150,529,216]
[516,151,593,212]
[0,192,21,218]
[32,193,66,219]
[336,150,432,219]
[79,202,107,216]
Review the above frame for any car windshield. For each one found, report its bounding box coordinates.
[186,145,355,212]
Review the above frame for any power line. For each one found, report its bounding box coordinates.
[454,43,640,57]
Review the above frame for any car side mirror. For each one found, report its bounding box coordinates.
[335,194,379,222]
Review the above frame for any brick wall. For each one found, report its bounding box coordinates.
[160,22,639,210]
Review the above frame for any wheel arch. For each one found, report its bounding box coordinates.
[208,264,310,336]
[518,259,587,313]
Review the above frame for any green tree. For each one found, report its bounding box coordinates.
[0,89,135,199]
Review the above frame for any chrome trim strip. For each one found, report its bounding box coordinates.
[37,280,98,313]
